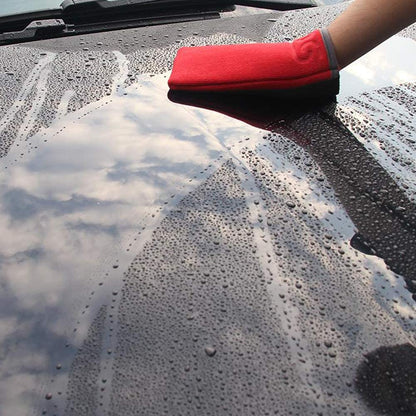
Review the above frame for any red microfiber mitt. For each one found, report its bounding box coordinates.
[168,29,339,97]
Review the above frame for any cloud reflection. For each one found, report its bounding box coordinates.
[339,36,416,101]
[0,75,231,415]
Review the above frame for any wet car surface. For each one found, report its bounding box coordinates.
[0,3,416,416]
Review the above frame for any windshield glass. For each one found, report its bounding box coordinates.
[0,0,62,17]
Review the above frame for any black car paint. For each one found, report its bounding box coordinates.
[0,3,415,416]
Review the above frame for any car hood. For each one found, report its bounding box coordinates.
[1,3,416,416]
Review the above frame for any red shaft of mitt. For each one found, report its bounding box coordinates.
[168,29,339,95]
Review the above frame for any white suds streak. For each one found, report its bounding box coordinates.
[56,90,76,119]
[228,140,328,413]
[15,65,53,144]
[0,52,56,137]
[112,51,130,95]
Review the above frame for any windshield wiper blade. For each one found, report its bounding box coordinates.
[0,19,74,44]
[0,3,230,45]
[234,0,315,10]
[60,0,235,25]
[0,0,232,33]
[61,0,315,14]
[1,0,315,32]
[0,0,316,46]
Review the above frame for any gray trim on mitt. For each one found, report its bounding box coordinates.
[320,28,339,78]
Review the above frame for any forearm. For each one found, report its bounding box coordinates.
[328,0,416,68]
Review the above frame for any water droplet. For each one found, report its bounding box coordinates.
[205,346,216,357]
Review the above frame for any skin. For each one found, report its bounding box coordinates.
[327,0,416,68]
